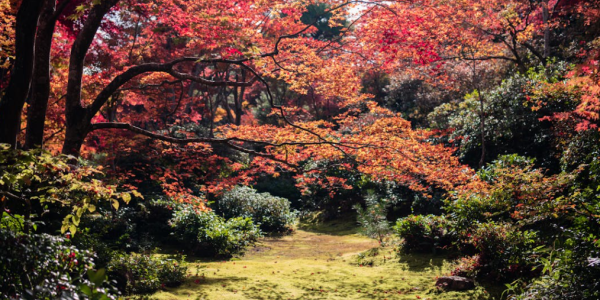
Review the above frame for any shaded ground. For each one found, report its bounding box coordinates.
[151,221,492,300]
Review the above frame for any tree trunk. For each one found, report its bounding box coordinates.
[478,90,486,168]
[62,0,119,156]
[234,71,246,126]
[543,0,550,59]
[0,0,44,147]
[25,0,57,149]
[62,109,90,156]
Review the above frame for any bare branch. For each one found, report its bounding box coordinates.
[0,190,26,201]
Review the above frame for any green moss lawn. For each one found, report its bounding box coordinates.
[151,221,493,300]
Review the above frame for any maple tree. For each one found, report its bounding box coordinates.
[0,0,596,205]
[1,0,600,298]
[0,0,489,204]
[0,0,595,210]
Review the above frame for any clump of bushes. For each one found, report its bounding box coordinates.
[505,230,600,300]
[74,197,182,265]
[107,253,187,295]
[393,214,456,253]
[0,228,115,299]
[218,186,297,232]
[170,205,262,257]
[393,216,540,280]
[453,222,539,280]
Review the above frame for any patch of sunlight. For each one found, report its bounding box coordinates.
[148,224,492,300]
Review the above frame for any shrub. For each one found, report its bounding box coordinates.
[218,186,297,232]
[506,231,600,300]
[354,247,381,267]
[0,228,112,299]
[455,222,539,281]
[393,214,456,253]
[170,205,262,257]
[107,253,187,295]
[0,145,136,235]
[446,154,574,232]
[73,196,186,266]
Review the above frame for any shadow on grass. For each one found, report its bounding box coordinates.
[476,280,509,300]
[186,275,248,286]
[397,253,450,272]
[164,275,249,297]
[298,213,360,236]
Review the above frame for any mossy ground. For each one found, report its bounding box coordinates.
[150,220,494,300]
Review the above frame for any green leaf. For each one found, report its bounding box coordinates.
[79,284,93,296]
[87,268,106,286]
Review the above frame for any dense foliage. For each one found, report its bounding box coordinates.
[170,205,262,257]
[0,145,135,235]
[393,214,455,254]
[0,229,115,299]
[2,0,600,298]
[107,253,187,295]
[218,186,297,232]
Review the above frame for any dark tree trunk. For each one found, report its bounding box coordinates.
[62,0,119,156]
[25,0,58,149]
[543,0,550,59]
[478,90,486,168]
[62,111,90,156]
[0,0,45,147]
[234,71,246,126]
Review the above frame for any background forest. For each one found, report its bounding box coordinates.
[1,0,600,299]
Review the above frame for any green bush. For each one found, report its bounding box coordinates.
[393,214,456,253]
[505,230,600,300]
[170,205,262,257]
[73,196,187,268]
[0,228,115,299]
[455,222,539,281]
[0,145,135,235]
[218,186,297,232]
[107,253,187,295]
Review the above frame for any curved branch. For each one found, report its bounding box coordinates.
[167,69,257,87]
[88,57,259,122]
[89,122,295,166]
[88,58,195,116]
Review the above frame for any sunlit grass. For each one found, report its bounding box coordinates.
[149,219,493,300]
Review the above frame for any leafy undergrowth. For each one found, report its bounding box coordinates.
[150,220,492,300]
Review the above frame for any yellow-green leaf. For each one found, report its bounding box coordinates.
[122,193,131,204]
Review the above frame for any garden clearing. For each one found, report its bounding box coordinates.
[151,220,491,300]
